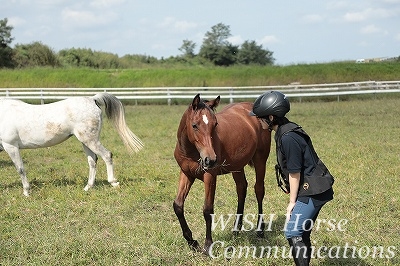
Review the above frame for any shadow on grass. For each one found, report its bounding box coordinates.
[0,178,46,192]
[0,174,112,192]
[50,178,114,188]
[320,258,372,266]
[0,158,15,167]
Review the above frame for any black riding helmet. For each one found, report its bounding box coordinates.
[249,91,290,118]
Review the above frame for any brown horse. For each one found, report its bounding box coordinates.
[173,94,271,254]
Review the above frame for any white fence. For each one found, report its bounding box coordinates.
[1,80,400,104]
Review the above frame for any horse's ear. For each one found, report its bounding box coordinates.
[208,95,220,110]
[191,94,201,110]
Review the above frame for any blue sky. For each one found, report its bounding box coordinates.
[3,0,400,65]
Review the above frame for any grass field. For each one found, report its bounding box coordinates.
[1,62,400,88]
[0,96,399,265]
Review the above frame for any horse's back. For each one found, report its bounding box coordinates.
[215,102,271,169]
[216,102,261,136]
[1,96,102,120]
[0,98,31,128]
[0,98,26,110]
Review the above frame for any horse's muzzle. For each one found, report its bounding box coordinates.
[202,156,217,169]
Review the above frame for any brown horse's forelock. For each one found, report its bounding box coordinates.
[194,99,216,112]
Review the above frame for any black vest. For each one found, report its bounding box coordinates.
[275,122,334,196]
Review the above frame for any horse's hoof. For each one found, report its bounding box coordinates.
[110,182,120,188]
[202,247,211,256]
[188,240,200,251]
[23,190,30,197]
[83,185,91,191]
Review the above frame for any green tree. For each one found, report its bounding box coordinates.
[59,48,123,68]
[179,39,196,58]
[0,18,15,68]
[237,40,275,65]
[199,23,238,66]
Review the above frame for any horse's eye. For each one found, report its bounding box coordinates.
[192,123,198,130]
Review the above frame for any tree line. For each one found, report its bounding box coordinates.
[0,19,275,69]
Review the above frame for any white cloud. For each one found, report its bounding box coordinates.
[344,11,367,22]
[227,35,243,45]
[8,16,26,27]
[259,35,279,45]
[90,0,126,9]
[361,24,381,34]
[62,9,97,27]
[344,7,395,22]
[157,17,197,33]
[61,8,117,28]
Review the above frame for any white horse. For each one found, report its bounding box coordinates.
[0,93,144,196]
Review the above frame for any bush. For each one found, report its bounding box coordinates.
[58,48,122,69]
[13,42,60,68]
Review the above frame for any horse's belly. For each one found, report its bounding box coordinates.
[19,134,72,149]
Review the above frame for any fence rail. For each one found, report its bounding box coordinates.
[1,80,400,104]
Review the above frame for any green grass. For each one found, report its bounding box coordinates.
[1,62,400,88]
[0,97,399,265]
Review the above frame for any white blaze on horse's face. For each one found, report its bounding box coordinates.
[202,114,209,125]
[198,112,217,169]
[187,108,217,170]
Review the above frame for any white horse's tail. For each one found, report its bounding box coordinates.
[93,93,144,153]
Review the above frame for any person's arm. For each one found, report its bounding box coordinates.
[287,172,300,215]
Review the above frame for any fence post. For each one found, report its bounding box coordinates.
[229,88,234,103]
[41,89,44,104]
[167,88,171,106]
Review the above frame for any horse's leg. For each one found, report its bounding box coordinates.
[203,173,217,254]
[2,143,30,196]
[82,141,118,189]
[253,157,267,238]
[82,144,98,191]
[232,170,248,234]
[173,171,200,251]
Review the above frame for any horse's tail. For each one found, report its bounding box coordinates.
[92,93,144,153]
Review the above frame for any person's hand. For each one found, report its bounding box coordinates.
[286,201,296,216]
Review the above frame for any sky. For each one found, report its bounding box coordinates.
[2,0,400,65]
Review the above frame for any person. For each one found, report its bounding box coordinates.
[250,91,334,266]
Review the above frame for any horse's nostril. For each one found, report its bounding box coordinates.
[204,157,216,167]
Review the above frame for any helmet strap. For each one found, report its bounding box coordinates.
[265,117,274,132]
